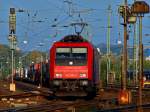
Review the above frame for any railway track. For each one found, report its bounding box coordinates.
[97,103,150,112]
[2,98,149,112]
[0,96,118,112]
[0,91,149,112]
[106,84,150,91]
[15,81,53,96]
[0,101,74,112]
[0,80,54,100]
[0,80,149,112]
[0,91,42,100]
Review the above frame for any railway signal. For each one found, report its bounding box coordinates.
[8,34,17,92]
[118,0,150,106]
[118,0,131,105]
[9,8,16,34]
[118,0,130,91]
[131,1,149,112]
[118,89,131,105]
[9,8,17,92]
[118,0,138,105]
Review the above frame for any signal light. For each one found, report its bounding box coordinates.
[118,90,132,105]
[55,73,62,78]
[80,73,87,78]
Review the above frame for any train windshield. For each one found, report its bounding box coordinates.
[72,48,87,59]
[56,47,87,66]
[56,48,71,59]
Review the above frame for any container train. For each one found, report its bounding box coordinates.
[15,61,50,88]
[16,35,100,97]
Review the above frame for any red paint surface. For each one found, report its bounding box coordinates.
[54,66,88,79]
[50,42,93,80]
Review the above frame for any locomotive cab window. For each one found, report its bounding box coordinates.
[56,48,71,59]
[72,48,87,59]
[55,47,87,66]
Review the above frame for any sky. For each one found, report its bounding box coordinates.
[0,0,150,52]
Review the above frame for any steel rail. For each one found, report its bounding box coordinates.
[0,91,41,100]
[97,103,150,112]
[0,101,74,112]
[0,97,118,112]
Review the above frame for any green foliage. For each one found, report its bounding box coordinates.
[127,59,150,70]
[143,60,150,70]
[0,44,21,78]
[100,56,107,82]
[21,51,47,67]
[100,54,122,85]
[0,44,48,79]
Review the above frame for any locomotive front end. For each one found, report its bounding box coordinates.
[49,35,98,97]
[54,47,89,89]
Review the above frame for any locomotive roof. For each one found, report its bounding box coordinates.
[60,35,88,43]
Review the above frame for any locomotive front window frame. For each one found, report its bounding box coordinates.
[56,47,71,59]
[56,48,71,53]
[72,48,87,53]
[71,48,87,60]
[55,47,88,66]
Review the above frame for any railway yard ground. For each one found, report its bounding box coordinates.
[0,80,150,112]
[0,80,49,110]
[1,0,150,112]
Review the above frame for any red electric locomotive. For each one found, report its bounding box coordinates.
[50,35,100,97]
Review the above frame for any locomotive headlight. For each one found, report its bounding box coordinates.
[80,80,88,86]
[53,80,60,86]
[82,80,88,85]
[55,73,62,78]
[80,73,87,78]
